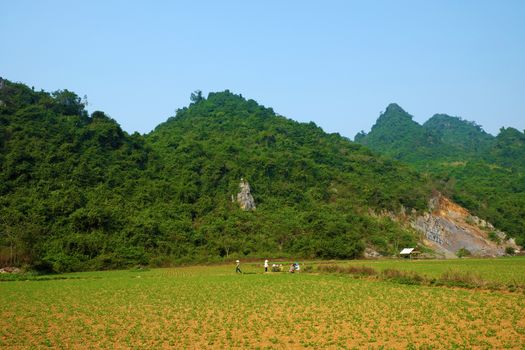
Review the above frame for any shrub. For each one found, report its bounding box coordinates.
[505,246,516,255]
[488,231,501,244]
[317,264,377,276]
[41,253,83,273]
[456,247,471,258]
[346,265,377,276]
[302,265,313,273]
[438,270,486,288]
[317,264,339,273]
[381,268,425,285]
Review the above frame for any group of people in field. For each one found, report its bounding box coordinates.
[235,259,300,274]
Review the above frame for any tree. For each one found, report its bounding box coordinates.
[190,90,203,103]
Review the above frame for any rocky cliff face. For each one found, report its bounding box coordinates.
[236,178,256,211]
[412,195,519,257]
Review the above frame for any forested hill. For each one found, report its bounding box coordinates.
[353,104,494,166]
[355,104,525,245]
[146,91,433,260]
[0,79,154,272]
[354,104,455,164]
[0,79,433,272]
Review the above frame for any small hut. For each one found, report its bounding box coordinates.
[399,248,420,259]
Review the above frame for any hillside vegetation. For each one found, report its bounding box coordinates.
[355,104,525,245]
[0,79,432,272]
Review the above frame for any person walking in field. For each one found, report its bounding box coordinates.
[235,260,242,274]
[264,259,269,273]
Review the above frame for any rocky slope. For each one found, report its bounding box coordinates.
[412,195,519,258]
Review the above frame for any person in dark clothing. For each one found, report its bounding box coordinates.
[236,260,242,274]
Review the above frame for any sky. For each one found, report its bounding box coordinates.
[1,0,524,138]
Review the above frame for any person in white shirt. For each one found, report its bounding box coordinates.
[264,259,269,272]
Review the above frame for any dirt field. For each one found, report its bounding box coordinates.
[1,259,525,349]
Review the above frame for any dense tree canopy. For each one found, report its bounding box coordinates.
[0,79,434,272]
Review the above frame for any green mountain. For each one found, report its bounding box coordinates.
[355,105,525,245]
[490,127,525,169]
[0,79,433,272]
[355,104,458,166]
[423,114,493,155]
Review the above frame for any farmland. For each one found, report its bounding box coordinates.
[317,257,525,285]
[2,258,525,349]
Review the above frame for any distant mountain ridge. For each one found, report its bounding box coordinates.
[423,114,493,154]
[355,104,525,245]
[355,104,456,164]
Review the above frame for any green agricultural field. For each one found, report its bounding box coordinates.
[1,258,525,349]
[321,256,525,284]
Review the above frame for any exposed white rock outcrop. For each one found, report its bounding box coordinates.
[236,178,256,211]
[364,247,382,258]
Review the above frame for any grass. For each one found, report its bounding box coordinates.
[317,263,525,291]
[315,256,525,284]
[1,258,525,348]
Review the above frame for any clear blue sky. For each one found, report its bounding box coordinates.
[2,1,524,138]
